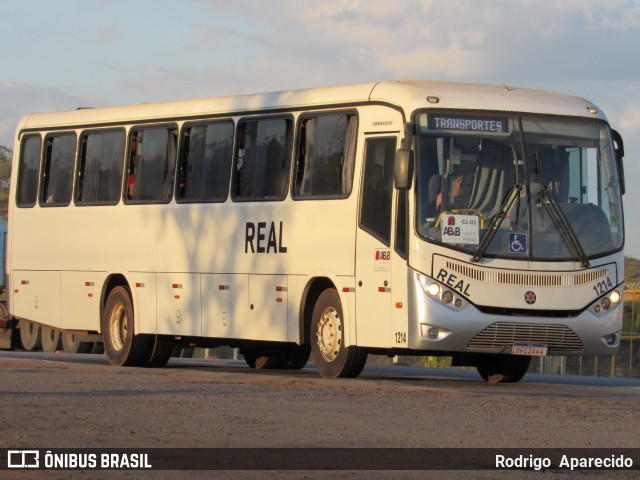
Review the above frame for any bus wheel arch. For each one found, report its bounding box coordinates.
[299,277,335,346]
[100,274,130,324]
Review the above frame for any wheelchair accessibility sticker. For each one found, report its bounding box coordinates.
[509,233,527,254]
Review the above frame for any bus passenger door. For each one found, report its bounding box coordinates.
[355,135,399,348]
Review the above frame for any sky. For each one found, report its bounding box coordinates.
[1,0,639,257]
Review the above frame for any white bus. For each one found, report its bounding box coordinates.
[8,80,626,382]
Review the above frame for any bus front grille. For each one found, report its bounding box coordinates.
[468,322,583,351]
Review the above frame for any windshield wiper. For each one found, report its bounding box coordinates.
[539,186,591,268]
[472,184,522,263]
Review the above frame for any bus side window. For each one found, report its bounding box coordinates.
[76,130,125,205]
[293,114,357,198]
[40,133,76,207]
[16,135,42,208]
[177,121,233,203]
[233,117,292,201]
[126,126,178,203]
[359,137,396,245]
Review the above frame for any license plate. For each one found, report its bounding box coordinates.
[512,343,547,356]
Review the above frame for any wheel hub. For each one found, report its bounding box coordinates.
[109,304,128,351]
[316,307,342,362]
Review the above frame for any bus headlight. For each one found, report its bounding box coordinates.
[417,274,468,311]
[427,283,441,296]
[441,290,454,304]
[610,290,622,304]
[590,290,622,316]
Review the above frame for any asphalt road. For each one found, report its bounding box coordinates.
[1,351,639,480]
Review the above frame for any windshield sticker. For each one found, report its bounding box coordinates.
[441,214,480,245]
[509,233,528,254]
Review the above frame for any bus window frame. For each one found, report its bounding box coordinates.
[231,114,294,203]
[74,127,127,207]
[123,123,179,205]
[358,135,398,247]
[15,134,43,209]
[39,131,78,208]
[176,119,235,204]
[291,109,358,201]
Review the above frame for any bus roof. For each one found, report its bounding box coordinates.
[15,80,607,134]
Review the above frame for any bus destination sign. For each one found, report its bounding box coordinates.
[428,115,508,133]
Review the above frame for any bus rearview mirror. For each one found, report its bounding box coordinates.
[394,149,413,190]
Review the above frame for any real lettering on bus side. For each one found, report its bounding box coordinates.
[245,221,288,254]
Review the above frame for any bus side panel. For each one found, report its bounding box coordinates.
[156,273,201,337]
[12,270,61,328]
[201,274,250,339]
[248,274,288,342]
[60,271,102,331]
[129,272,157,336]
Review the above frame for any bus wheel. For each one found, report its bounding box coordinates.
[242,348,286,369]
[61,333,94,354]
[476,354,531,383]
[310,289,367,378]
[285,344,310,370]
[102,286,151,367]
[143,335,174,368]
[41,326,62,353]
[19,320,42,351]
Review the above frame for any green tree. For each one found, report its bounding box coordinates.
[0,145,11,214]
[0,145,11,162]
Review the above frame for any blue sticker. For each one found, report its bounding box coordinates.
[509,233,527,254]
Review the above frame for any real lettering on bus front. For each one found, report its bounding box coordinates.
[436,268,471,296]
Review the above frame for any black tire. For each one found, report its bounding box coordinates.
[476,354,531,383]
[242,349,257,368]
[242,348,286,369]
[285,344,310,370]
[310,289,367,378]
[19,320,42,351]
[143,335,174,368]
[101,286,152,366]
[61,333,94,354]
[41,326,62,353]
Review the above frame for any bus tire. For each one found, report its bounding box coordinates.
[102,286,151,367]
[310,289,367,378]
[476,354,531,383]
[61,333,94,354]
[242,348,286,369]
[144,335,174,368]
[285,344,310,370]
[41,326,62,353]
[19,320,42,351]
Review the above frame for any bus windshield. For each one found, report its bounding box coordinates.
[415,113,624,262]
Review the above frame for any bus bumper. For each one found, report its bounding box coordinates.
[407,269,622,357]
